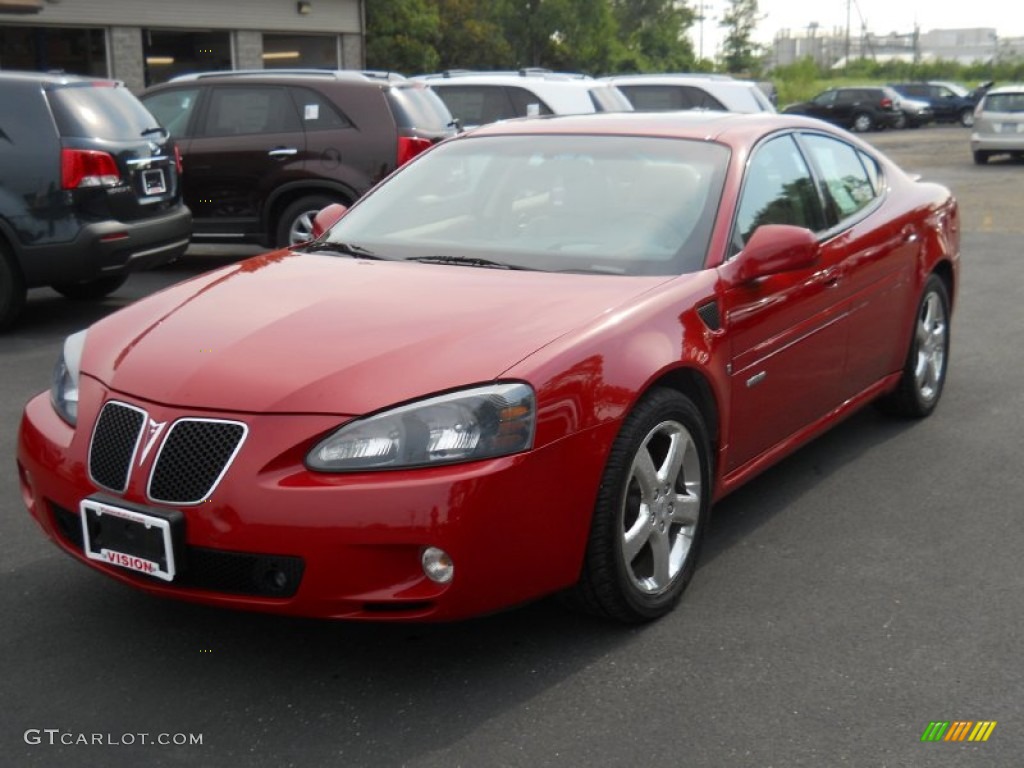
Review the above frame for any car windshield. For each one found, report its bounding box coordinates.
[320,134,729,276]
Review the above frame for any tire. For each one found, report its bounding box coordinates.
[52,275,128,301]
[0,244,27,331]
[959,109,975,127]
[893,112,908,130]
[570,388,711,623]
[973,150,989,165]
[877,274,951,418]
[851,112,874,133]
[275,194,342,248]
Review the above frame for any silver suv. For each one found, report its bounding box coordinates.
[413,70,632,128]
[602,74,776,114]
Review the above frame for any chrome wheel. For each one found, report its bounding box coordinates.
[914,289,948,405]
[852,113,873,132]
[571,389,710,622]
[287,208,318,245]
[621,420,702,594]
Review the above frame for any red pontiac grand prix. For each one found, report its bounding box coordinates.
[17,112,959,623]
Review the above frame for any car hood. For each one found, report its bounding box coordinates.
[83,251,670,415]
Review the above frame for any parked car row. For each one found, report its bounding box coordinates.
[782,81,992,133]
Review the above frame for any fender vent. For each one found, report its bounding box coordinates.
[696,300,721,331]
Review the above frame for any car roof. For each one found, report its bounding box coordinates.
[984,84,1024,95]
[0,70,121,87]
[461,110,853,146]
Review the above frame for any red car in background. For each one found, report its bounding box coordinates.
[17,112,959,623]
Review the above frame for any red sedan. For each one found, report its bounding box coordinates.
[17,112,959,623]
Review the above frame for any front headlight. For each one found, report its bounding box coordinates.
[50,329,87,426]
[306,382,536,472]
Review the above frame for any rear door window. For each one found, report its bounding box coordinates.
[289,86,352,131]
[801,134,878,221]
[505,86,552,117]
[48,83,161,140]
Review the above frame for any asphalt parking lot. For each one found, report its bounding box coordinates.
[1,124,1021,767]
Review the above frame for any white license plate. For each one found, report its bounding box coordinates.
[142,168,167,195]
[998,123,1023,134]
[80,499,176,581]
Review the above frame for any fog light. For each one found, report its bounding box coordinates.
[421,546,454,584]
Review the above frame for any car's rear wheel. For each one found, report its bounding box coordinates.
[973,150,989,165]
[570,389,710,623]
[959,109,975,127]
[0,243,27,331]
[52,275,128,301]
[851,112,874,132]
[276,195,344,248]
[878,274,950,418]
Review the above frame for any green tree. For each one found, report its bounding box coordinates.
[719,0,761,75]
[434,0,516,70]
[612,0,697,72]
[365,0,442,74]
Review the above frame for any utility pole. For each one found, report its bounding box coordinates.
[844,0,851,71]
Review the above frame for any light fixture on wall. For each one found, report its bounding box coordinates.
[296,1,311,14]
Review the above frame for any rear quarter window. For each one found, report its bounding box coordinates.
[48,84,160,140]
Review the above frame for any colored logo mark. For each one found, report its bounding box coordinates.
[921,721,997,742]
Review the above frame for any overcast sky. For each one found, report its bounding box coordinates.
[691,0,1024,53]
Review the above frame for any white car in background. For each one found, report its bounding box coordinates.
[602,74,776,114]
[413,69,632,128]
[971,84,1024,164]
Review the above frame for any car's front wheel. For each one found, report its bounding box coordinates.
[893,112,908,130]
[959,109,975,127]
[52,275,128,301]
[571,389,711,623]
[275,195,345,248]
[878,274,951,418]
[851,112,874,132]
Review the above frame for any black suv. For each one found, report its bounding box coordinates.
[141,70,458,247]
[0,72,192,329]
[889,82,979,127]
[783,86,903,132]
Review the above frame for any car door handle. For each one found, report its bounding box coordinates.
[268,147,298,158]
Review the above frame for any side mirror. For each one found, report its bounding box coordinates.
[735,224,819,282]
[311,203,348,240]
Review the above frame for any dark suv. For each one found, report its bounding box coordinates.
[783,86,903,132]
[0,72,192,329]
[141,70,458,247]
[889,82,978,127]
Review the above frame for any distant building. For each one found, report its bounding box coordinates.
[0,0,365,92]
[768,24,1024,69]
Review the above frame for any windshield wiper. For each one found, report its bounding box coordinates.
[407,255,533,270]
[141,126,167,137]
[296,241,387,259]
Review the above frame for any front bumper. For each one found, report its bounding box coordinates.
[17,382,617,621]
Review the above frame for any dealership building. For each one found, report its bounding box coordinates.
[0,0,364,92]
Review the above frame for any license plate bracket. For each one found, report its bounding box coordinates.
[80,496,183,581]
[142,168,167,195]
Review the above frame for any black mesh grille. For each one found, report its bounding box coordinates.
[149,420,245,504]
[49,502,303,598]
[89,402,146,492]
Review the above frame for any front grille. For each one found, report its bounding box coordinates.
[89,402,146,492]
[49,502,303,598]
[148,419,246,504]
